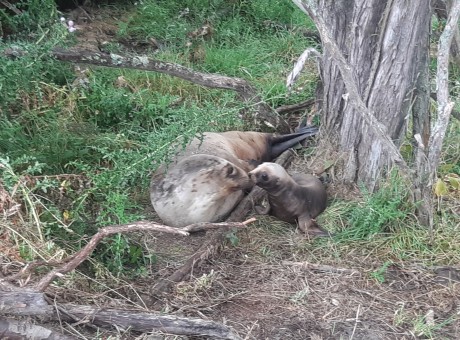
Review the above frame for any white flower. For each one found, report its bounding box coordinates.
[68,20,74,27]
[68,27,77,33]
[60,17,66,22]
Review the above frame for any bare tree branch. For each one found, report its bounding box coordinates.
[50,48,291,132]
[183,217,256,232]
[286,47,320,92]
[27,220,254,292]
[433,0,460,66]
[428,1,460,170]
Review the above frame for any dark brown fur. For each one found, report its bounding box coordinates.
[248,162,329,236]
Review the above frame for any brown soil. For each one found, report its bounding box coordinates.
[3,4,459,340]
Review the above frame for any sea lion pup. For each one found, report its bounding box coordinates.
[248,162,329,236]
[150,127,318,227]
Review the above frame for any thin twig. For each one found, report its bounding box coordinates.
[349,304,361,340]
[183,217,256,232]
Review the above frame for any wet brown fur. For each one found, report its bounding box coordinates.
[248,162,329,236]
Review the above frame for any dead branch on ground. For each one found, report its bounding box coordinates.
[50,48,290,132]
[150,149,295,298]
[0,219,255,291]
[275,98,315,115]
[0,292,242,340]
[183,217,256,232]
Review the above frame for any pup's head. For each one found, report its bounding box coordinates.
[248,162,288,191]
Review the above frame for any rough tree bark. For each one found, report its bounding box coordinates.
[293,1,459,228]
[294,0,432,191]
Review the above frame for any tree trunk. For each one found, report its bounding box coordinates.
[315,0,432,190]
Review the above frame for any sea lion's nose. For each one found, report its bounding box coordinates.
[248,172,259,184]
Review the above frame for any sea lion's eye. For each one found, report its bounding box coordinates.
[226,166,234,176]
[261,173,269,181]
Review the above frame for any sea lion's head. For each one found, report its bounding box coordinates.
[248,162,288,191]
[210,157,254,192]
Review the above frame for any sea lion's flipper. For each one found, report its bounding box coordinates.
[297,125,319,135]
[298,215,331,237]
[270,126,319,158]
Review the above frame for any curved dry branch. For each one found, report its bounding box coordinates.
[51,48,290,132]
[28,219,254,292]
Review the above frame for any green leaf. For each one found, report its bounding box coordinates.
[434,178,448,197]
[446,174,460,190]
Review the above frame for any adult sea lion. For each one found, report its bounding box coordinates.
[150,127,318,227]
[248,162,329,236]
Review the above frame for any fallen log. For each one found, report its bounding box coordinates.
[0,291,242,340]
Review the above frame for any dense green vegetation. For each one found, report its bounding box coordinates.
[0,0,458,281]
[0,0,319,275]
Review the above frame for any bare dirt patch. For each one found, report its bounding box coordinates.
[141,221,459,339]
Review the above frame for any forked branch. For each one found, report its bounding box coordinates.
[2,219,256,292]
